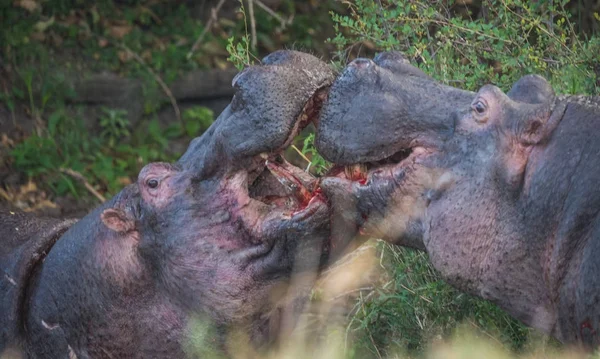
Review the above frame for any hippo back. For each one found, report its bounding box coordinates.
[0,209,77,354]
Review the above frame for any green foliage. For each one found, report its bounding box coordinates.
[330,0,599,95]
[300,133,331,175]
[10,108,187,197]
[99,107,130,147]
[226,0,255,71]
[183,106,214,137]
[226,35,254,71]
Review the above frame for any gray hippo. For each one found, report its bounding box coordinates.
[0,51,347,358]
[315,52,600,347]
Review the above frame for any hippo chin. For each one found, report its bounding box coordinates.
[316,51,600,347]
[0,51,347,358]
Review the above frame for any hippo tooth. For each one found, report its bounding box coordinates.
[344,164,368,182]
[265,160,312,204]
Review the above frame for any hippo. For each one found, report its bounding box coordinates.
[315,52,600,347]
[0,50,348,358]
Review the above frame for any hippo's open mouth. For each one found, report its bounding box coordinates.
[246,88,329,215]
[324,147,428,185]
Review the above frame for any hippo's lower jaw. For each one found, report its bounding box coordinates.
[319,146,440,247]
[326,146,422,183]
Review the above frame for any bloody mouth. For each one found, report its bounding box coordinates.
[246,87,329,214]
[245,81,420,213]
[325,148,414,184]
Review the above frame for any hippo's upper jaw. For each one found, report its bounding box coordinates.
[314,53,474,247]
[315,52,471,165]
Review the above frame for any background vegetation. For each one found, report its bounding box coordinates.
[1,0,599,358]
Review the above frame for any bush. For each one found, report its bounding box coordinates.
[330,0,599,95]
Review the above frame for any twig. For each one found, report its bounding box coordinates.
[399,283,433,304]
[186,0,227,59]
[368,327,383,359]
[247,0,257,50]
[290,144,313,166]
[254,0,288,28]
[375,0,391,41]
[398,16,514,44]
[59,168,106,203]
[117,42,182,125]
[0,187,12,202]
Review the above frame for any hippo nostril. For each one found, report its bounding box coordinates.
[374,51,409,65]
[348,58,374,70]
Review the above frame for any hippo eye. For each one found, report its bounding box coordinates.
[473,100,487,114]
[147,178,159,189]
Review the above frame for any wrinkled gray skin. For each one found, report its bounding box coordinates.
[1,51,343,358]
[316,51,600,347]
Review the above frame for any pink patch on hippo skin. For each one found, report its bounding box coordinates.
[138,162,183,208]
[101,208,136,234]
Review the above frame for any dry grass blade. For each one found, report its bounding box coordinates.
[247,0,257,50]
[186,0,227,59]
[117,42,182,126]
[59,168,106,203]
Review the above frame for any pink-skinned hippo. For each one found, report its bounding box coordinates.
[0,51,355,358]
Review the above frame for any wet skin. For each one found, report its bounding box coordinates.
[316,51,600,347]
[0,51,358,358]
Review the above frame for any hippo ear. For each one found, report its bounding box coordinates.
[101,208,136,234]
[499,100,567,191]
[507,75,554,105]
[513,100,567,146]
[502,76,562,146]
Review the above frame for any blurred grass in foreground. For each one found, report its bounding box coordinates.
[185,241,583,358]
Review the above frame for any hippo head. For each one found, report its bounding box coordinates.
[100,50,340,342]
[22,51,346,358]
[315,52,567,330]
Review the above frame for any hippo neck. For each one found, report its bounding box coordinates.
[517,99,600,340]
[4,218,76,350]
